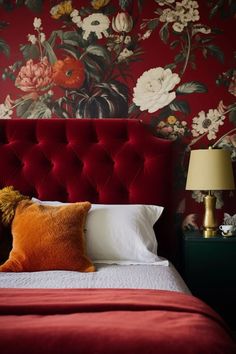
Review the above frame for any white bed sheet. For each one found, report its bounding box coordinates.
[0,263,190,294]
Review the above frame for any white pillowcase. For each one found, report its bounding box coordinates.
[31,198,167,265]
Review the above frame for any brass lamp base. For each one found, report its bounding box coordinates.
[203,193,217,238]
[203,228,217,238]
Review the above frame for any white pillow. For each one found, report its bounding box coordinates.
[31,198,167,265]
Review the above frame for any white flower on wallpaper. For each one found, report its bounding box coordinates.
[28,16,46,46]
[192,23,211,35]
[82,13,110,40]
[133,67,180,113]
[33,17,42,30]
[117,48,134,62]
[27,34,37,45]
[70,9,82,28]
[158,0,175,6]
[0,96,13,119]
[159,0,200,33]
[191,108,225,140]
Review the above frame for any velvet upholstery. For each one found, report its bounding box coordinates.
[0,119,173,259]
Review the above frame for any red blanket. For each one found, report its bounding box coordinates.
[0,288,235,354]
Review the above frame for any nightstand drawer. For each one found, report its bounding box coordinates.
[182,231,236,328]
[184,240,236,287]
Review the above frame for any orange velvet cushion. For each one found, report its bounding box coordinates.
[0,200,95,272]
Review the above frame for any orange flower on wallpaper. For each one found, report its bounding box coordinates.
[52,57,85,89]
[91,0,111,10]
[15,57,54,93]
[50,0,73,20]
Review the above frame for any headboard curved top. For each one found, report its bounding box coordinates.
[0,119,174,258]
[0,119,172,204]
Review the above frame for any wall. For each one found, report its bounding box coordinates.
[0,0,235,229]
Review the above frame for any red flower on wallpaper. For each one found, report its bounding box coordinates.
[15,57,53,93]
[52,57,85,89]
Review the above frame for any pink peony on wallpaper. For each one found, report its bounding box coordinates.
[0,0,235,230]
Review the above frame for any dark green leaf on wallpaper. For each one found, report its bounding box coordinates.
[196,37,213,44]
[176,82,207,94]
[53,97,70,118]
[209,0,236,19]
[147,19,159,31]
[159,23,169,44]
[25,0,43,12]
[57,44,79,59]
[101,4,116,16]
[170,40,180,49]
[84,45,111,64]
[210,27,223,35]
[53,107,69,119]
[0,38,10,57]
[138,0,144,13]
[205,44,224,63]
[2,69,14,81]
[0,0,13,10]
[164,62,176,71]
[16,99,34,118]
[169,100,190,114]
[48,30,63,48]
[29,101,51,118]
[79,6,93,17]
[116,64,133,83]
[229,109,236,125]
[81,46,111,82]
[151,107,172,126]
[62,31,83,47]
[2,61,22,81]
[12,60,23,71]
[20,43,39,60]
[83,60,104,82]
[128,102,139,114]
[190,61,197,70]
[42,41,57,64]
[16,99,51,119]
[209,0,224,18]
[75,81,128,118]
[119,0,132,10]
[174,52,185,64]
[216,68,234,87]
[118,0,144,12]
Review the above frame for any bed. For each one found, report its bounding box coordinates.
[0,118,235,354]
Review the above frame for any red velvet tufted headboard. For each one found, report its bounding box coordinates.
[0,119,174,259]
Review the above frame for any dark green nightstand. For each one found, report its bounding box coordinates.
[182,230,236,329]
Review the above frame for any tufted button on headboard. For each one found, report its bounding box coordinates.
[0,119,174,259]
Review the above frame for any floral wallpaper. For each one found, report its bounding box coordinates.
[0,0,235,230]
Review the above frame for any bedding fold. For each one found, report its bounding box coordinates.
[0,288,235,354]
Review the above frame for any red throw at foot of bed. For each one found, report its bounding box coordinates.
[0,288,235,354]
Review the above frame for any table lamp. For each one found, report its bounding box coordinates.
[186,147,235,237]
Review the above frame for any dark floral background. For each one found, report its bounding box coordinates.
[0,0,235,229]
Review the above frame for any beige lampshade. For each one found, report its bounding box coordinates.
[186,148,235,191]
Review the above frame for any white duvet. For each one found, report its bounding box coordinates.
[0,262,190,293]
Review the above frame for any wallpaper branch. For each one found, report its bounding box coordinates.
[0,0,235,229]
